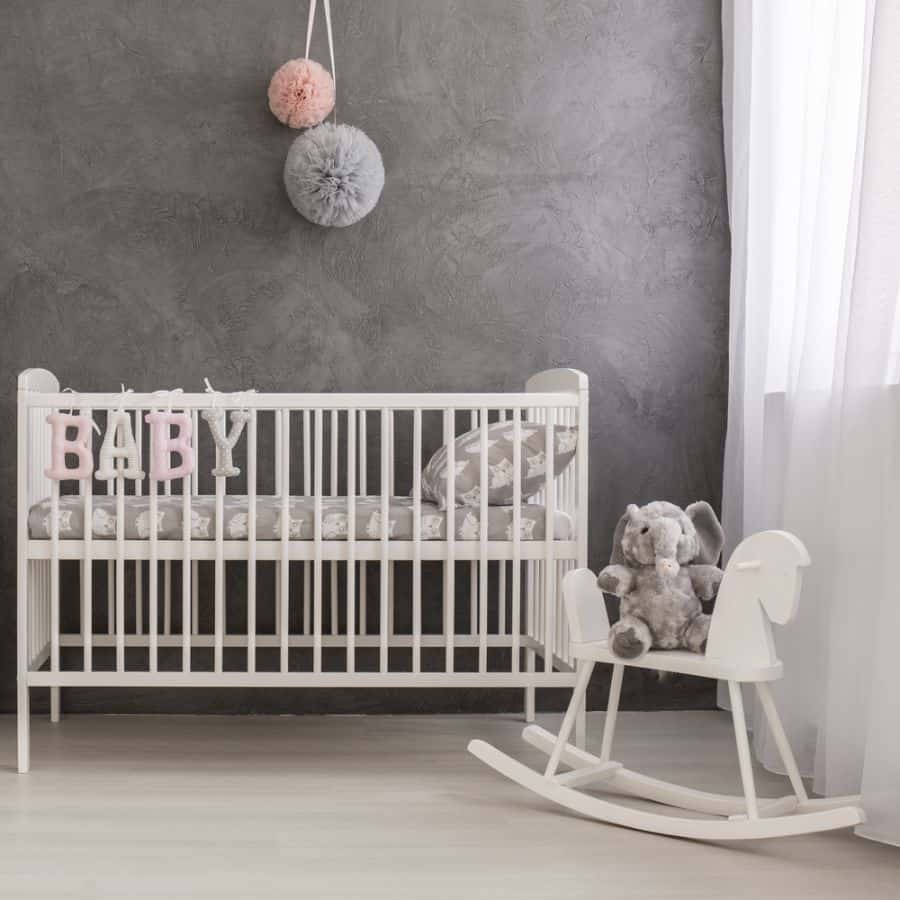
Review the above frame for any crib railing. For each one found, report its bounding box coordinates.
[18,369,588,691]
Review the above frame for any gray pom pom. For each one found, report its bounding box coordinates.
[284,123,385,227]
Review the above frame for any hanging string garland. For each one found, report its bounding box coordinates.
[281,0,384,227]
[268,0,334,128]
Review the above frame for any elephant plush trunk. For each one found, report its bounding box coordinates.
[652,519,681,578]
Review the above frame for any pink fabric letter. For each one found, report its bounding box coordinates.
[145,411,194,480]
[45,413,94,480]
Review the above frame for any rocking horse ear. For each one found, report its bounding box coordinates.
[685,501,724,564]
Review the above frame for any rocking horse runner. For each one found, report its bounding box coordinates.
[468,529,866,840]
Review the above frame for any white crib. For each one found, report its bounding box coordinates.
[16,367,589,772]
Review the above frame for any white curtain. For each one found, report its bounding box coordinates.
[722,0,900,845]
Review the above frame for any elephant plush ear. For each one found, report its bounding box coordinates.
[609,504,639,564]
[685,501,724,564]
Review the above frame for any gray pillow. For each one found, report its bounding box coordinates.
[421,422,578,508]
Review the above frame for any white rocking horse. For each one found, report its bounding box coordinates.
[468,531,865,840]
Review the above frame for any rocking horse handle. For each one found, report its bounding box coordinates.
[563,568,611,644]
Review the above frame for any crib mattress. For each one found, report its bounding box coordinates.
[28,495,572,542]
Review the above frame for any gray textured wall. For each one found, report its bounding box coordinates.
[0,0,728,715]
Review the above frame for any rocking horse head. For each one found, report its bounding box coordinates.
[716,530,811,626]
[704,530,811,667]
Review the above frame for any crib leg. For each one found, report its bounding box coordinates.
[525,687,535,723]
[17,680,30,774]
[50,686,61,724]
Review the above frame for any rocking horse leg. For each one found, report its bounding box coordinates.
[728,680,759,819]
[600,663,624,763]
[575,696,586,750]
[544,661,595,777]
[755,682,809,803]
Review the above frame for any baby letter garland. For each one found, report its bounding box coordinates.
[97,391,144,480]
[201,409,250,478]
[146,411,194,480]
[44,382,254,483]
[44,412,95,480]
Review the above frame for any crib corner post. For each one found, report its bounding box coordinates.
[50,687,61,724]
[17,676,30,774]
[524,686,536,723]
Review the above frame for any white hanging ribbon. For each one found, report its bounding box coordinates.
[304,0,317,58]
[203,377,220,409]
[61,386,101,433]
[203,378,256,411]
[152,387,184,413]
[114,384,134,409]
[323,0,336,98]
[303,0,337,123]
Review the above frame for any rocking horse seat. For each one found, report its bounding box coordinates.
[569,640,783,683]
[468,531,866,841]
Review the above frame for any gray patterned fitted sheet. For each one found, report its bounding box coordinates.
[28,495,572,542]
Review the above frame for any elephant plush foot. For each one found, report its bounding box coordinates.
[683,613,711,653]
[610,616,652,660]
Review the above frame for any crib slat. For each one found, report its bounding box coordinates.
[346,409,357,673]
[512,409,522,673]
[544,412,556,673]
[479,408,489,673]
[274,408,282,648]
[280,409,291,673]
[191,409,199,636]
[497,410,507,637]
[116,467,125,672]
[182,440,192,674]
[313,409,323,673]
[50,475,60,674]
[149,417,159,674]
[247,409,257,674]
[469,560,477,637]
[163,551,172,636]
[214,465,225,675]
[379,409,390,673]
[388,559,395,638]
[82,407,93,673]
[107,433,114,635]
[359,410,367,637]
[303,410,311,636]
[412,408,422,673]
[469,409,477,638]
[443,408,455,673]
[388,408,395,643]
[527,559,535,673]
[135,410,143,636]
[331,409,339,635]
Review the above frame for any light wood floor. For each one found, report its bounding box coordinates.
[1,711,898,899]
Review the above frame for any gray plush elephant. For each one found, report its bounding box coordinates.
[597,501,725,659]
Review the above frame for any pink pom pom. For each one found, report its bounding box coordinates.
[267,58,335,129]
